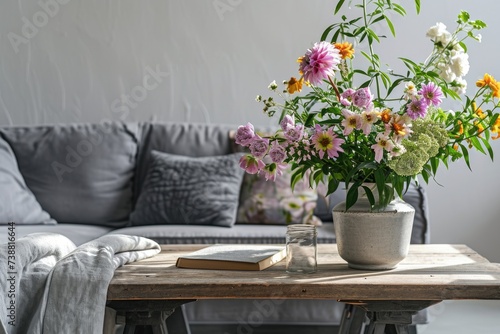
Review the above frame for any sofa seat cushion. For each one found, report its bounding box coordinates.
[110,223,335,244]
[0,123,138,227]
[0,136,56,225]
[0,224,113,246]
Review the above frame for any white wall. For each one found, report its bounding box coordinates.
[1,0,499,261]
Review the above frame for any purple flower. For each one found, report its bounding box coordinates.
[235,122,255,146]
[284,124,304,142]
[268,140,287,163]
[280,115,295,131]
[419,82,443,107]
[298,41,341,85]
[352,87,373,108]
[406,98,429,119]
[249,136,269,158]
[239,154,265,174]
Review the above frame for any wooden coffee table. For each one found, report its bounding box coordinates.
[107,244,500,334]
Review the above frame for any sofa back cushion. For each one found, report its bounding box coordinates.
[0,123,138,227]
[134,122,235,205]
[0,136,56,225]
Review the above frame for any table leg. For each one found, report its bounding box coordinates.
[339,300,440,334]
[108,299,195,334]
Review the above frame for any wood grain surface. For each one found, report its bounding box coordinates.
[107,244,500,302]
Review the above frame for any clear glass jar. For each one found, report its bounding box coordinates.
[286,224,317,273]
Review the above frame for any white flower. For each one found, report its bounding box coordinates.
[435,31,453,46]
[268,80,278,91]
[437,63,456,83]
[476,34,482,43]
[452,77,468,95]
[450,52,470,77]
[426,22,448,39]
[404,81,418,100]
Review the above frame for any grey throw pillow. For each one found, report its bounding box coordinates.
[131,151,244,227]
[0,123,137,227]
[0,136,56,225]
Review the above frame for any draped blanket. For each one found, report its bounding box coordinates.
[0,233,161,334]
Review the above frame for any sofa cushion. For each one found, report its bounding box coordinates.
[0,136,56,225]
[111,223,335,244]
[130,151,244,227]
[0,123,138,227]
[237,167,320,225]
[134,122,235,204]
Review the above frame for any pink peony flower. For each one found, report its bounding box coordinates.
[249,136,269,158]
[340,88,356,106]
[298,41,341,85]
[239,154,265,174]
[284,124,304,142]
[352,87,373,108]
[280,115,295,131]
[235,122,255,146]
[269,140,287,163]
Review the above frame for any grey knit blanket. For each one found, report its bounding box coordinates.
[0,233,160,334]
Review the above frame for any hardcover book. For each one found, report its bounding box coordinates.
[176,244,286,271]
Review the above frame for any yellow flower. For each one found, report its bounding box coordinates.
[334,42,355,59]
[492,118,500,140]
[476,73,496,88]
[287,77,304,94]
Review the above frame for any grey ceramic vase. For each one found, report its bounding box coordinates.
[332,184,415,270]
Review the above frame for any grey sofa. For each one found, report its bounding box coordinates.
[0,121,430,332]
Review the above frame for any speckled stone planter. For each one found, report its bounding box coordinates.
[332,185,415,270]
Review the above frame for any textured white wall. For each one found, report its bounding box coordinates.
[1,0,499,261]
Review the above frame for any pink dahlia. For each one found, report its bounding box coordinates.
[406,98,429,119]
[298,42,341,85]
[419,82,443,107]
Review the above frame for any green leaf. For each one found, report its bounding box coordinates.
[384,15,396,37]
[392,3,407,16]
[327,176,340,196]
[334,0,346,14]
[459,144,472,170]
[366,28,381,43]
[414,0,421,14]
[320,24,336,42]
[458,11,470,24]
[345,182,360,211]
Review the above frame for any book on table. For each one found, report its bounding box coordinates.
[175,244,287,271]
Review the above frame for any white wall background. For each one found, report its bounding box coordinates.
[1,0,499,261]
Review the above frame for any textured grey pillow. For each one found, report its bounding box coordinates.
[0,136,56,225]
[131,151,244,227]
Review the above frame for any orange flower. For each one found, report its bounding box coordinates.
[287,77,304,94]
[476,73,500,98]
[476,73,495,88]
[380,108,392,124]
[334,42,355,59]
[492,117,500,140]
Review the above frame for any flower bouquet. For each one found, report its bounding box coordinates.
[235,0,500,211]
